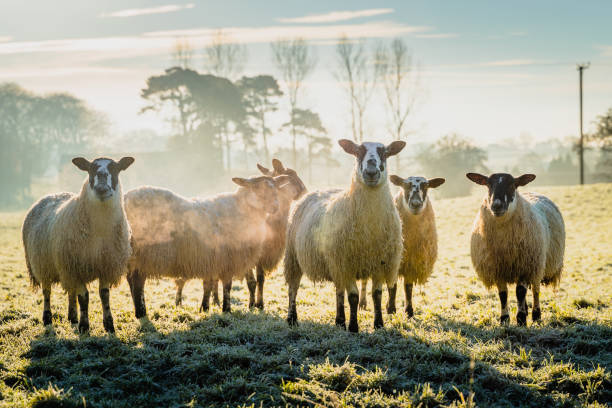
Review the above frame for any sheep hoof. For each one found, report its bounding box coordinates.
[500,314,510,325]
[335,318,346,330]
[42,311,52,326]
[103,317,115,333]
[405,306,414,318]
[373,318,384,330]
[358,301,368,310]
[135,308,146,319]
[532,308,541,322]
[175,298,182,307]
[254,302,264,310]
[78,321,90,334]
[516,311,527,326]
[287,314,298,326]
[386,304,396,315]
[67,311,78,324]
[348,320,359,333]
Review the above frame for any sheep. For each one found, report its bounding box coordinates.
[124,174,290,318]
[22,156,135,333]
[466,172,565,326]
[358,176,445,314]
[174,159,306,310]
[284,139,405,332]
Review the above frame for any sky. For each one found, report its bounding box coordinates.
[1,0,611,148]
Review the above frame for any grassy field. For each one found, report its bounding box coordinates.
[0,184,611,407]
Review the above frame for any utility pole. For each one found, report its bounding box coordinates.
[577,62,590,185]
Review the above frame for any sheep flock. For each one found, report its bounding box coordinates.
[21,140,566,335]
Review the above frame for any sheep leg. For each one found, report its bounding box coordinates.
[222,278,232,313]
[67,291,78,324]
[126,269,147,319]
[348,281,360,333]
[404,283,414,318]
[175,279,185,306]
[372,280,384,329]
[77,287,89,334]
[99,285,115,333]
[386,284,397,314]
[42,286,52,326]
[254,264,265,310]
[516,283,528,326]
[532,282,541,322]
[497,282,509,325]
[285,246,302,326]
[200,280,212,312]
[335,287,346,329]
[358,280,368,310]
[245,270,257,308]
[212,280,220,306]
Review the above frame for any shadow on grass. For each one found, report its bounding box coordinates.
[14,307,606,407]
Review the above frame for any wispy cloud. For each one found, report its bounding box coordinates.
[0,22,431,61]
[415,33,458,39]
[479,59,540,67]
[277,8,394,24]
[0,36,12,42]
[99,3,194,18]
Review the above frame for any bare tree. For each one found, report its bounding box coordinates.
[334,35,378,143]
[270,37,317,168]
[377,38,419,172]
[204,29,248,80]
[203,29,248,171]
[172,38,194,69]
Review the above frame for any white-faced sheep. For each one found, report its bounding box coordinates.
[22,156,135,333]
[125,175,290,318]
[284,139,405,332]
[174,159,306,310]
[466,172,565,326]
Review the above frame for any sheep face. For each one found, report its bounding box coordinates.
[72,157,135,202]
[390,175,445,215]
[232,175,292,214]
[338,139,406,187]
[466,172,536,217]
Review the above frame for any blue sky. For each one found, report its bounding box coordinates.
[1,0,611,147]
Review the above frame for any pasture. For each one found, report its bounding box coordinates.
[0,184,610,407]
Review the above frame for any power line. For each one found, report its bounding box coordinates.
[577,62,590,185]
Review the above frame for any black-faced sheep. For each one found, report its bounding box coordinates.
[125,175,290,318]
[22,156,135,333]
[284,139,405,332]
[466,172,565,326]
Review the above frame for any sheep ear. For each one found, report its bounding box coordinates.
[515,174,536,187]
[385,141,406,158]
[118,157,135,171]
[72,157,91,172]
[428,178,445,188]
[273,175,291,187]
[466,173,488,185]
[338,139,360,156]
[232,177,251,188]
[272,159,285,173]
[257,163,271,175]
[389,175,404,186]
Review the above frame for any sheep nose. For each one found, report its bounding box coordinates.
[491,199,503,212]
[95,184,110,194]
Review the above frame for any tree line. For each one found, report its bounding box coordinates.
[0,83,108,206]
[1,33,610,206]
